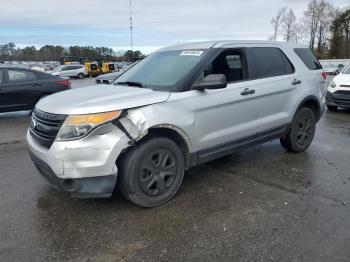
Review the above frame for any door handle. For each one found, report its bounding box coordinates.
[241,88,256,96]
[292,79,302,86]
[34,83,42,87]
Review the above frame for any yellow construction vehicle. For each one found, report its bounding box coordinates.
[84,62,100,77]
[59,56,79,65]
[101,62,116,74]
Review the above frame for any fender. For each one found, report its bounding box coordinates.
[293,95,323,121]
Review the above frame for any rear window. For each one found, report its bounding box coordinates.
[251,47,295,79]
[294,48,322,70]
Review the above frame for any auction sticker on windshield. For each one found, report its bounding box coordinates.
[180,50,204,56]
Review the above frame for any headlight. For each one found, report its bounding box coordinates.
[56,111,122,141]
[330,81,337,88]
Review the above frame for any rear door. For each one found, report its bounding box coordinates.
[59,66,73,77]
[246,46,299,133]
[0,69,44,112]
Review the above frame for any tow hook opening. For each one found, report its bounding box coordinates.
[61,179,77,191]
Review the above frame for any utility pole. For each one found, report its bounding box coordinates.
[129,0,133,52]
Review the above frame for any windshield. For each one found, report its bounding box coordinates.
[52,66,62,72]
[115,50,207,91]
[342,64,350,74]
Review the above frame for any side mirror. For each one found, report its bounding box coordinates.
[192,74,227,91]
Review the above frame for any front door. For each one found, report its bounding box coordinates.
[169,48,259,157]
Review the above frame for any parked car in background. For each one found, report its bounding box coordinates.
[49,64,87,79]
[96,61,139,84]
[323,64,339,75]
[30,66,46,72]
[335,64,344,75]
[326,63,350,110]
[0,67,71,113]
[27,41,326,207]
[96,71,122,84]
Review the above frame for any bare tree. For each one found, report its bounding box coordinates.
[293,22,309,44]
[303,0,320,50]
[282,9,297,42]
[270,7,287,41]
[316,0,335,53]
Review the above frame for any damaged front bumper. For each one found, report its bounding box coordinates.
[27,122,133,198]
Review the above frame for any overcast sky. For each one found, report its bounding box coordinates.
[0,0,349,53]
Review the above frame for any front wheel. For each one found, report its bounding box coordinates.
[118,136,185,207]
[280,107,316,153]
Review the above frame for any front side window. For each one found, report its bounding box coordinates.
[251,47,294,79]
[194,49,247,85]
[8,70,37,82]
[116,50,207,91]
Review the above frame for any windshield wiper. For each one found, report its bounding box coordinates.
[116,81,145,88]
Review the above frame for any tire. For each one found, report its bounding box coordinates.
[327,105,337,111]
[118,136,185,207]
[280,107,316,153]
[77,73,84,79]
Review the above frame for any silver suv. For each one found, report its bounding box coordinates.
[27,41,326,207]
[50,64,87,79]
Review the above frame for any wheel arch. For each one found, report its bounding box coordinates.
[143,125,194,169]
[294,95,322,122]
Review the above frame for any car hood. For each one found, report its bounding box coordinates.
[96,72,122,81]
[36,84,170,115]
[334,73,350,84]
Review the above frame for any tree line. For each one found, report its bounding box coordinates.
[270,0,350,59]
[0,44,145,62]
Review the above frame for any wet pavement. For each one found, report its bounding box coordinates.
[0,103,350,261]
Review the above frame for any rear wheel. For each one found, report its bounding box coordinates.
[280,107,316,153]
[77,73,84,79]
[118,136,185,207]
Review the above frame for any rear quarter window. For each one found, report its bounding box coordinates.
[294,48,322,70]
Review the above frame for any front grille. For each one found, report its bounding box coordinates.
[340,85,350,88]
[30,108,67,148]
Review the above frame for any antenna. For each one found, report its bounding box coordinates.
[129,0,133,52]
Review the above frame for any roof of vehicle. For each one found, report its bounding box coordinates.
[0,66,60,79]
[158,40,308,52]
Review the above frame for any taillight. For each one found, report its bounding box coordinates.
[321,72,327,80]
[56,79,71,88]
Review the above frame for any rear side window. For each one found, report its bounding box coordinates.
[251,47,294,79]
[8,70,37,82]
[294,48,322,70]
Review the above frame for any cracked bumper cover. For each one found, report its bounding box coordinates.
[26,123,132,198]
